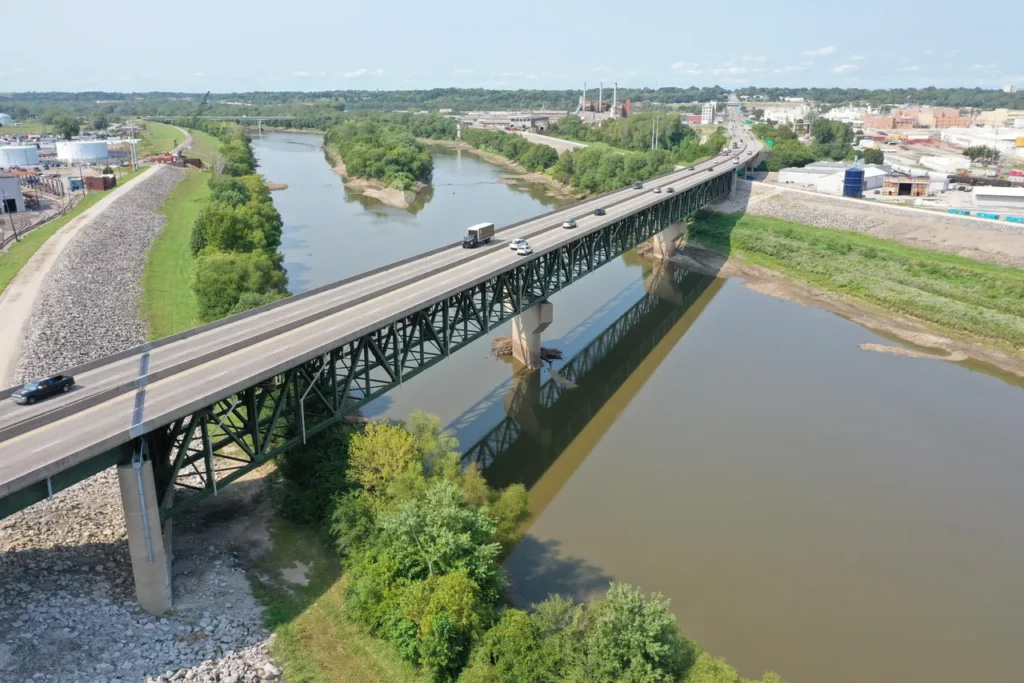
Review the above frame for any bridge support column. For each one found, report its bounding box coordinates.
[647,221,686,260]
[511,301,553,369]
[118,458,172,616]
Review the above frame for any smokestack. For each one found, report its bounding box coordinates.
[613,82,617,118]
[583,82,587,111]
[599,82,603,113]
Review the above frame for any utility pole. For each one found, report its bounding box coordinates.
[1,189,19,242]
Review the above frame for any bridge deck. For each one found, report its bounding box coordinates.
[0,134,757,510]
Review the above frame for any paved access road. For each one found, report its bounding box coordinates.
[0,121,759,503]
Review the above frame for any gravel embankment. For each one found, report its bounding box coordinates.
[14,165,184,382]
[1,164,282,682]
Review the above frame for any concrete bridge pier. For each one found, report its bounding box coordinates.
[648,221,686,260]
[511,301,553,368]
[117,457,173,615]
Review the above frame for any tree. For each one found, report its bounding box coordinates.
[192,250,286,321]
[577,583,694,683]
[860,148,884,165]
[964,145,999,163]
[52,114,81,139]
[347,421,420,503]
[460,609,559,683]
[91,113,109,131]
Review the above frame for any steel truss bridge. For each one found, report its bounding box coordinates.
[0,156,743,522]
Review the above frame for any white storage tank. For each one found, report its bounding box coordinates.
[55,140,109,162]
[0,113,13,126]
[0,145,40,167]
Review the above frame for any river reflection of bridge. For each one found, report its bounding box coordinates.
[456,259,724,515]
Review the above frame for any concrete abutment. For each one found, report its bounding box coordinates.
[117,459,173,615]
[511,301,553,369]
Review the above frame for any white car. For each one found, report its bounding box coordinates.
[516,243,533,256]
[562,219,577,229]
[509,238,527,250]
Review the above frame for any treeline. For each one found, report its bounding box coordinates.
[461,129,559,171]
[325,118,434,191]
[735,86,1024,109]
[750,119,856,171]
[279,412,784,683]
[550,114,727,164]
[189,123,287,321]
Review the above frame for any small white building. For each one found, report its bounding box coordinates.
[701,102,717,125]
[919,154,970,174]
[0,174,26,213]
[940,127,1024,159]
[0,113,13,126]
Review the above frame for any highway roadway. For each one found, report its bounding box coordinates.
[0,116,759,504]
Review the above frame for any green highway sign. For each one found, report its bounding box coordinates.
[765,140,775,147]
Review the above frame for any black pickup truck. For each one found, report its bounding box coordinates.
[11,375,75,405]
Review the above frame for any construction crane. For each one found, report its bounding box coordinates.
[189,91,210,131]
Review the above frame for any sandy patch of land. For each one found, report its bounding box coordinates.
[325,148,425,210]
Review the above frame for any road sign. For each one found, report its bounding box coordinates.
[765,140,775,147]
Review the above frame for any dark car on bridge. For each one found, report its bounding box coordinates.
[594,208,606,216]
[11,375,75,405]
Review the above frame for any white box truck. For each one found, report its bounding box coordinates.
[462,222,495,248]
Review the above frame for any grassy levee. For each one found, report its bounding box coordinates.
[689,210,1024,350]
[251,516,426,683]
[0,167,147,296]
[138,120,185,157]
[142,169,208,339]
[186,128,223,168]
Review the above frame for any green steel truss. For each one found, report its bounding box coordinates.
[129,172,732,519]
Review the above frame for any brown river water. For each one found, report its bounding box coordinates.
[255,132,1024,683]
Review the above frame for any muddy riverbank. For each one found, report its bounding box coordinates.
[324,146,426,209]
[422,139,577,200]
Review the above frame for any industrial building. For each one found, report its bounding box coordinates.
[776,161,887,196]
[940,127,1024,159]
[701,102,717,125]
[759,102,811,125]
[55,140,109,162]
[882,176,929,197]
[0,113,13,127]
[919,154,970,174]
[973,186,1024,210]
[0,173,26,213]
[0,145,40,167]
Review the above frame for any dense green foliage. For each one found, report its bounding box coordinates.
[859,148,884,165]
[688,211,1024,349]
[277,412,784,683]
[461,129,559,172]
[326,118,434,190]
[188,123,287,321]
[750,120,855,171]
[51,113,80,139]
[964,145,999,163]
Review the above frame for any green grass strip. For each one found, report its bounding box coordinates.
[141,169,209,339]
[689,211,1024,349]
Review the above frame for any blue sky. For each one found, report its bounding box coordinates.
[1,0,1020,92]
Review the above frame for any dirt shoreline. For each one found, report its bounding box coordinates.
[421,139,578,200]
[663,241,1024,381]
[323,145,425,209]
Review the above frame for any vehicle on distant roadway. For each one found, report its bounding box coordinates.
[562,218,577,229]
[509,238,527,250]
[687,166,695,171]
[462,222,494,248]
[732,159,739,165]
[666,187,675,193]
[653,187,661,194]
[708,167,715,172]
[594,207,606,216]
[516,243,533,256]
[632,182,643,189]
[11,375,74,405]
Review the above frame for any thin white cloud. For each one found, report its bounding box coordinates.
[851,55,865,61]
[12,67,28,73]
[742,55,766,63]
[774,65,809,73]
[453,68,479,75]
[803,46,837,56]
[191,72,204,77]
[292,70,312,77]
[342,68,385,78]
[670,61,702,75]
[709,66,749,76]
[900,65,921,72]
[972,63,997,71]
[833,64,858,74]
